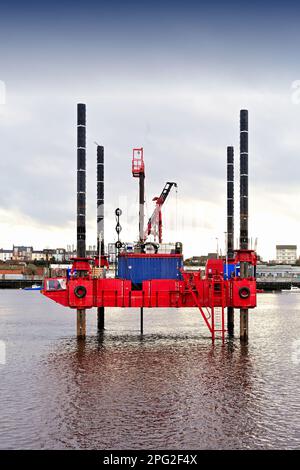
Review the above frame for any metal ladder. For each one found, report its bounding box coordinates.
[182,272,226,341]
[182,272,214,337]
[209,277,226,341]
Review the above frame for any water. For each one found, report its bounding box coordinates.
[0,290,299,449]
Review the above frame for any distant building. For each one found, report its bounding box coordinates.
[32,250,46,261]
[257,264,300,279]
[0,249,13,262]
[184,253,218,266]
[12,245,33,261]
[276,245,297,265]
[86,246,97,258]
[65,249,76,261]
[42,249,55,261]
[32,248,71,263]
[108,243,116,264]
[53,248,66,263]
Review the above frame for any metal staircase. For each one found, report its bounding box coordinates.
[182,272,226,341]
[209,277,226,341]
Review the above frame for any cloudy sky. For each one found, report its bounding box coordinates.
[1,0,300,260]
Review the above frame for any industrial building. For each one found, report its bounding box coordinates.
[276,245,297,264]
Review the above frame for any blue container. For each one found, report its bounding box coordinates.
[118,254,183,284]
[224,263,240,279]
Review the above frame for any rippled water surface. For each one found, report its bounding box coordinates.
[0,290,299,449]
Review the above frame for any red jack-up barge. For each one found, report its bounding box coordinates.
[42,105,256,341]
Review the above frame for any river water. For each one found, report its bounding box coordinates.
[0,290,299,449]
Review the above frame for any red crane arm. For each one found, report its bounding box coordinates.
[145,182,177,242]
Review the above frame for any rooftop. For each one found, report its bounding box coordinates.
[276,245,297,250]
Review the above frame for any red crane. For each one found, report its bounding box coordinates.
[145,182,177,243]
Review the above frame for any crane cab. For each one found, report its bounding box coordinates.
[132,148,145,177]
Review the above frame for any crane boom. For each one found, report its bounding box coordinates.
[145,182,177,243]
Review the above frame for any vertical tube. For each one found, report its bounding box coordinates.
[77,103,86,339]
[227,146,234,258]
[77,309,86,338]
[240,109,249,341]
[139,173,145,244]
[227,146,234,334]
[140,307,144,335]
[97,145,105,330]
[97,145,105,256]
[240,110,248,252]
[77,103,86,258]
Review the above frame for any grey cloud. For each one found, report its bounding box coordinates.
[0,73,300,262]
[1,85,299,227]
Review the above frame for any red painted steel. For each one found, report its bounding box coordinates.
[42,253,256,339]
[145,182,177,243]
[235,249,257,264]
[132,148,144,176]
[94,255,109,268]
[118,253,182,258]
[69,278,94,308]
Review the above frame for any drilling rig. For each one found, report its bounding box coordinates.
[42,106,257,342]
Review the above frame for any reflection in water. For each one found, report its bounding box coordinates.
[0,291,299,449]
[37,335,263,449]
